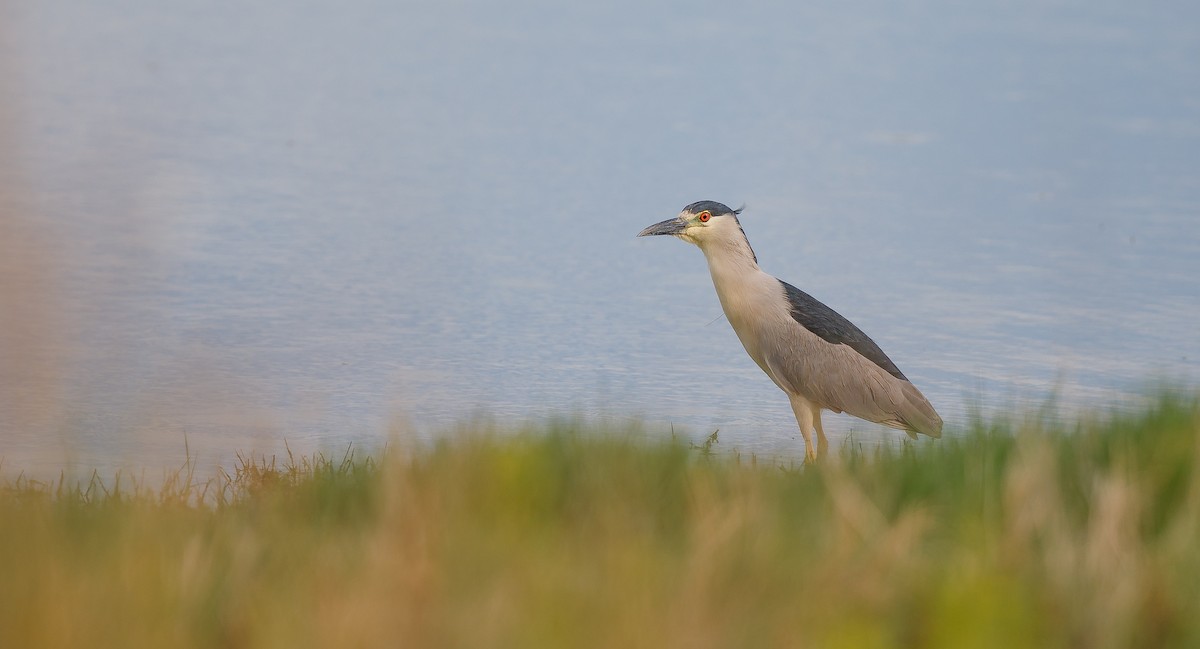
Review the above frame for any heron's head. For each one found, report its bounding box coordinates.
[638,201,755,261]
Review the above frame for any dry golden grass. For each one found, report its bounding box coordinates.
[2,396,1199,648]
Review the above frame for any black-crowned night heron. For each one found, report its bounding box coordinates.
[638,200,943,461]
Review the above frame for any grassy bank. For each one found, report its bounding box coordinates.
[2,395,1199,648]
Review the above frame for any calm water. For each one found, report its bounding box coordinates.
[2,0,1198,475]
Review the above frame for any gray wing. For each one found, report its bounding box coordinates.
[779,280,907,381]
[764,344,943,438]
[771,280,943,438]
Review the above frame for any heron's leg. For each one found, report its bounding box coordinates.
[788,395,817,463]
[814,410,829,458]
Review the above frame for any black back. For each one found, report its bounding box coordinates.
[780,280,908,381]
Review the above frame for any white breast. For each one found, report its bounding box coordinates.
[705,260,797,384]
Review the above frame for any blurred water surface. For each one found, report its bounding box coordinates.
[1,0,1198,474]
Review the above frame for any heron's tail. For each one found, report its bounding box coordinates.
[896,381,943,438]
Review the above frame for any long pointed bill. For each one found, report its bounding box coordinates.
[637,218,686,237]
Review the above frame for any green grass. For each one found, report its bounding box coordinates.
[2,394,1199,648]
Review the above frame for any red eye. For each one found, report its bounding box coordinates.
[698,211,711,222]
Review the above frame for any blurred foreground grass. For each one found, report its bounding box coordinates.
[3,395,1199,648]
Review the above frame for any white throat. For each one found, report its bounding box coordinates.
[697,230,760,283]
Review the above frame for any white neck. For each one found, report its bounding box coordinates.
[698,232,760,282]
[693,229,778,370]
